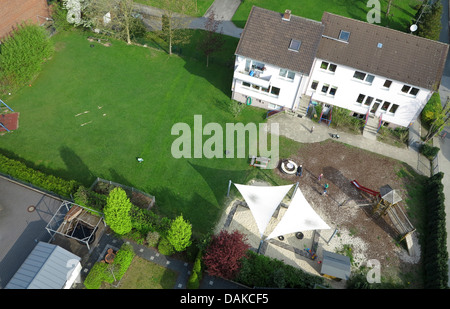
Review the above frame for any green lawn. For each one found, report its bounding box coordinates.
[104,256,178,289]
[232,0,422,31]
[0,30,267,235]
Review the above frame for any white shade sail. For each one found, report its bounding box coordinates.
[234,183,293,237]
[267,188,330,239]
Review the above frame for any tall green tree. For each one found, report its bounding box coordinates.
[104,187,133,235]
[166,214,192,252]
[414,0,442,41]
[160,0,195,54]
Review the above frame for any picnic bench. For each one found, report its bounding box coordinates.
[249,155,270,169]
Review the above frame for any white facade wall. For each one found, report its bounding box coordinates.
[305,58,433,127]
[232,55,307,110]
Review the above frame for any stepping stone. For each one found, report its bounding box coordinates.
[150,256,155,260]
[139,248,144,253]
[209,280,214,286]
[178,283,183,288]
[166,261,171,265]
[83,268,89,273]
[184,262,188,267]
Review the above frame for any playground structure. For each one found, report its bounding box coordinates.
[351,180,416,253]
[0,99,17,133]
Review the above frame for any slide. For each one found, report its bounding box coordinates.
[351,180,379,197]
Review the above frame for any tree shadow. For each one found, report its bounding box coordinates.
[59,145,95,185]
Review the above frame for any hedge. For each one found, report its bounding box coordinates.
[424,172,448,289]
[236,250,324,288]
[0,153,78,197]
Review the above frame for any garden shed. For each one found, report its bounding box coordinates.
[320,250,351,280]
[5,241,81,289]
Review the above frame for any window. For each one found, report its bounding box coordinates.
[365,74,375,84]
[401,85,411,93]
[321,84,329,93]
[356,94,365,103]
[311,81,319,90]
[245,59,251,72]
[242,81,250,87]
[287,71,295,80]
[410,87,419,96]
[353,71,374,83]
[389,104,399,114]
[364,96,374,106]
[339,30,350,42]
[329,86,338,96]
[383,80,392,89]
[252,61,265,71]
[353,71,366,81]
[289,39,301,51]
[262,87,270,93]
[320,61,337,72]
[279,69,295,80]
[252,84,260,91]
[270,87,280,96]
[401,85,420,96]
[381,101,390,111]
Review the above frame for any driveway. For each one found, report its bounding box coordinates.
[0,176,63,288]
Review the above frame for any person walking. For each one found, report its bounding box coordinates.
[322,183,329,195]
[318,173,323,181]
[296,164,303,177]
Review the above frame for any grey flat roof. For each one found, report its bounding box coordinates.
[5,241,80,289]
[320,250,351,280]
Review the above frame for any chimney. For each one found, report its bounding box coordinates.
[282,10,291,21]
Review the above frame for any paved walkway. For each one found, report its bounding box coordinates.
[134,0,243,38]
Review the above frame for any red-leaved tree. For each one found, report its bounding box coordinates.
[203,230,250,280]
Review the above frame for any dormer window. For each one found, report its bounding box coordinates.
[289,39,301,51]
[339,30,350,42]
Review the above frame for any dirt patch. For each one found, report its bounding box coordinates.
[274,140,421,285]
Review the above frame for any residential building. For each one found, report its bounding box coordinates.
[231,6,449,129]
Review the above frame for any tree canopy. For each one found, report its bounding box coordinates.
[104,187,133,235]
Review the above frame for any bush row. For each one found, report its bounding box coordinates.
[0,153,78,197]
[235,250,325,288]
[186,250,203,289]
[424,172,448,289]
[84,243,135,289]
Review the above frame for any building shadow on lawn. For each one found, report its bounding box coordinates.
[182,56,234,97]
[59,145,96,186]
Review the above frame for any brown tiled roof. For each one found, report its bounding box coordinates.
[317,12,449,91]
[235,6,324,74]
[0,0,50,39]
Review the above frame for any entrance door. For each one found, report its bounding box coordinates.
[370,99,382,114]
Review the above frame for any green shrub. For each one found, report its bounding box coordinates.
[0,153,78,197]
[421,93,441,126]
[236,250,324,288]
[0,23,54,91]
[420,143,440,160]
[424,172,448,288]
[73,185,107,211]
[146,231,160,247]
[186,271,200,289]
[157,237,174,256]
[83,262,113,289]
[104,187,133,235]
[114,243,135,280]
